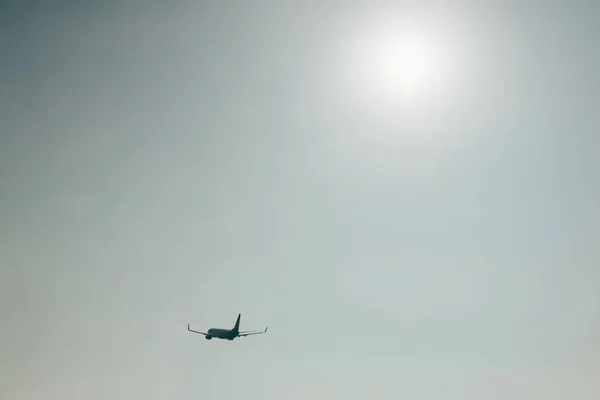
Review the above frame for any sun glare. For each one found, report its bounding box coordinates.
[329,7,466,159]
[356,20,442,105]
[342,10,457,114]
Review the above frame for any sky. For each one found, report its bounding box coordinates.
[1,1,599,399]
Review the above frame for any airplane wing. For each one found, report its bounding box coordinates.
[187,323,208,336]
[238,327,268,337]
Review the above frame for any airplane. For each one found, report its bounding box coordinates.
[187,313,268,341]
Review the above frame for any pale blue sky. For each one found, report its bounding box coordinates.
[1,1,599,399]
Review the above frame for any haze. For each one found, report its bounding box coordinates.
[1,1,599,399]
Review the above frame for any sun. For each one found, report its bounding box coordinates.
[327,7,465,159]
[342,10,455,114]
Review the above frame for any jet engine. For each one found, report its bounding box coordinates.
[205,335,213,340]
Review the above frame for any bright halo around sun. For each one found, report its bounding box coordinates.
[331,7,466,158]
[354,21,440,105]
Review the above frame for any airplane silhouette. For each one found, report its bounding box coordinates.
[187,313,268,341]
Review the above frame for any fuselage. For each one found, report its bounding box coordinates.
[206,328,237,340]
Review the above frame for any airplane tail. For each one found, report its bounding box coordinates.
[233,313,241,332]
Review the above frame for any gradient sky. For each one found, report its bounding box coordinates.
[1,1,599,399]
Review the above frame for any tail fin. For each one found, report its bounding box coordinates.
[233,313,241,332]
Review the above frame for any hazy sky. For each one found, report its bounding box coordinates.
[1,1,599,399]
